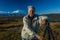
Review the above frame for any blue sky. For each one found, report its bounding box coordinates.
[0,0,60,14]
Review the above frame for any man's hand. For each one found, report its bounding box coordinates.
[35,34,43,40]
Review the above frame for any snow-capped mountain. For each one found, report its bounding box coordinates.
[0,10,26,17]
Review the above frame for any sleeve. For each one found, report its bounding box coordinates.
[48,26,55,40]
[35,20,40,33]
[23,17,36,37]
[46,22,55,40]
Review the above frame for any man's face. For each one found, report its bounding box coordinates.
[28,8,35,17]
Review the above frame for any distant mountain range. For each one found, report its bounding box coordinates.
[0,13,60,21]
[40,14,60,22]
[0,13,26,17]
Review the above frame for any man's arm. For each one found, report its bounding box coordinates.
[48,26,55,40]
[23,17,36,36]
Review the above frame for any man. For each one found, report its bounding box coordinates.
[21,6,43,40]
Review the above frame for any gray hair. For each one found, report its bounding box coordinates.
[28,6,35,10]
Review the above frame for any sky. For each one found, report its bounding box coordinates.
[0,0,60,14]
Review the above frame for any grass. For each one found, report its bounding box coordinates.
[0,17,59,40]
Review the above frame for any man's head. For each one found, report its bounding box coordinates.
[28,6,35,17]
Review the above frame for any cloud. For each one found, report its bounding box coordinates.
[0,10,25,14]
[0,11,10,13]
[12,10,20,13]
[11,10,25,13]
